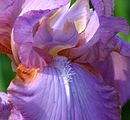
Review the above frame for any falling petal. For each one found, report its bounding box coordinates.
[8,57,120,120]
[0,92,12,119]
[92,36,130,106]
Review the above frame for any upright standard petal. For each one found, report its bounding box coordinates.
[60,12,129,63]
[50,0,90,33]
[13,10,54,68]
[0,92,12,120]
[8,57,120,120]
[34,0,90,56]
[67,0,90,33]
[13,9,79,67]
[59,12,130,105]
[91,0,114,16]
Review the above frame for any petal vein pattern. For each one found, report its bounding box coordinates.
[8,57,120,120]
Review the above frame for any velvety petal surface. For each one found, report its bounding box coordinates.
[0,92,12,119]
[8,57,120,120]
[91,0,114,16]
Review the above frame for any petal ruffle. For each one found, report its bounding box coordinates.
[8,57,120,120]
[0,92,12,119]
[13,10,54,68]
[60,12,129,63]
[59,12,130,105]
[91,0,114,16]
[92,36,130,105]
[20,0,70,15]
[13,9,79,67]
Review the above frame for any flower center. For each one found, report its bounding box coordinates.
[52,56,75,119]
[53,56,74,83]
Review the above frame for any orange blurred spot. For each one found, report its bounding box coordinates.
[16,64,39,84]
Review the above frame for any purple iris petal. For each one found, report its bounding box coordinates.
[0,92,12,119]
[93,36,130,106]
[0,0,130,119]
[50,0,90,33]
[0,0,70,55]
[0,0,22,54]
[13,10,54,68]
[91,0,114,16]
[8,57,120,120]
[60,12,129,63]
[9,108,23,120]
[59,10,130,106]
[20,0,70,15]
[13,9,79,68]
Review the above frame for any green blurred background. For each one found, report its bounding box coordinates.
[0,0,130,119]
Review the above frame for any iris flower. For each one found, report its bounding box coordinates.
[0,0,130,119]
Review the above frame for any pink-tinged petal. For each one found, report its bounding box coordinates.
[13,10,53,44]
[0,0,23,54]
[92,36,130,106]
[8,57,120,120]
[60,14,129,63]
[77,11,99,45]
[67,0,90,33]
[50,0,90,33]
[20,0,70,15]
[9,109,24,120]
[49,3,70,30]
[0,92,12,119]
[34,19,78,57]
[18,44,52,68]
[91,0,114,16]
[13,9,78,65]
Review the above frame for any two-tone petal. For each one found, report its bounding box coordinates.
[59,1,130,106]
[0,0,23,55]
